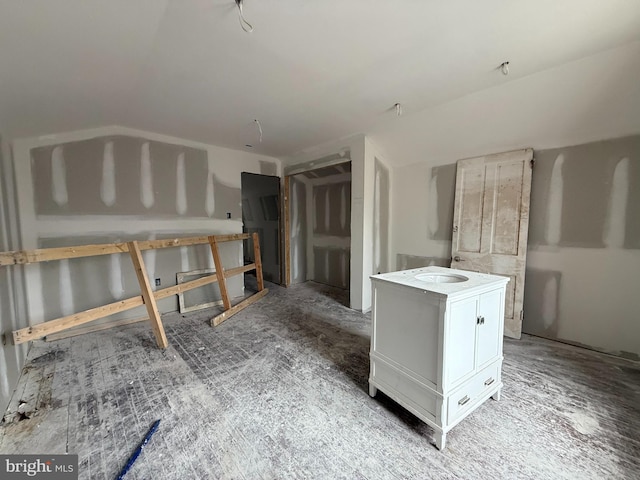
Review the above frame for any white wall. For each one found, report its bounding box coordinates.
[380,43,640,358]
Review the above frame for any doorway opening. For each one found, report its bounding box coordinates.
[285,162,352,302]
[241,172,281,284]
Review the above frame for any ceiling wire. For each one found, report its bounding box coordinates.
[236,0,254,33]
[254,119,263,142]
[394,103,403,116]
[501,61,510,75]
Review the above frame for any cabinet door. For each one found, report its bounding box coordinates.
[447,297,478,386]
[476,289,503,368]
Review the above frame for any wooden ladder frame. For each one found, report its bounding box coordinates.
[0,232,267,348]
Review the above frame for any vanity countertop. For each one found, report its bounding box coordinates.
[371,266,509,298]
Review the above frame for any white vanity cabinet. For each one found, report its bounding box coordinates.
[369,266,509,450]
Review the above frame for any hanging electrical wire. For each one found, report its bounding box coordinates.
[236,0,254,33]
[501,61,510,75]
[254,119,263,142]
[394,103,403,117]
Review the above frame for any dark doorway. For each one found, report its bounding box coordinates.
[241,172,281,284]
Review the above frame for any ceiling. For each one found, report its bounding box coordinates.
[1,1,639,160]
[299,162,351,180]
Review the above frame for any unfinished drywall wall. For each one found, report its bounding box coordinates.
[31,137,242,219]
[10,126,280,329]
[392,163,455,270]
[0,133,29,414]
[310,170,351,289]
[523,135,640,359]
[288,176,308,284]
[391,135,640,358]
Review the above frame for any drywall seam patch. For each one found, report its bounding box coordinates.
[140,142,154,208]
[541,276,558,329]
[181,246,190,272]
[59,259,74,316]
[603,157,629,248]
[109,253,124,300]
[545,154,564,245]
[176,153,187,215]
[51,146,68,206]
[144,233,157,289]
[428,173,439,237]
[101,141,116,207]
[206,172,215,217]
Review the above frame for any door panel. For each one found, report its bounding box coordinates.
[491,162,525,255]
[447,297,478,386]
[476,290,503,367]
[451,149,533,339]
[455,165,485,253]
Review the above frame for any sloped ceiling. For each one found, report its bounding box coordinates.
[1,0,639,161]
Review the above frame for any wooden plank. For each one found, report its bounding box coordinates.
[0,243,129,266]
[283,176,291,286]
[223,263,257,279]
[160,263,255,303]
[0,235,225,267]
[45,316,148,342]
[128,241,168,349]
[156,273,219,300]
[138,236,211,250]
[13,296,144,345]
[252,232,265,291]
[11,263,255,345]
[210,233,250,243]
[211,288,269,327]
[7,232,258,346]
[208,236,232,310]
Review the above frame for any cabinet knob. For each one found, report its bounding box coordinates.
[453,255,462,262]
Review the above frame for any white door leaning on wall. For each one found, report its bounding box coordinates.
[450,148,533,339]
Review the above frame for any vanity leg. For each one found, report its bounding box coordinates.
[368,383,378,397]
[491,388,501,401]
[435,432,446,450]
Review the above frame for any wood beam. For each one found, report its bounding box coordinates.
[128,241,168,349]
[252,232,264,291]
[211,289,269,327]
[208,236,232,310]
[13,296,144,345]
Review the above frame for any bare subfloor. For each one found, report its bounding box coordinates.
[1,280,639,479]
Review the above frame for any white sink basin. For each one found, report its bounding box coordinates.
[415,273,469,284]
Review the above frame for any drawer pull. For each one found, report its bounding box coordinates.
[484,377,495,386]
[458,395,470,406]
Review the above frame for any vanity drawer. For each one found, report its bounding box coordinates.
[447,364,500,424]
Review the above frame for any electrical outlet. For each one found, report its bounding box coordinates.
[155,278,161,287]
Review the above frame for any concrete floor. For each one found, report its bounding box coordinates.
[1,279,639,479]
